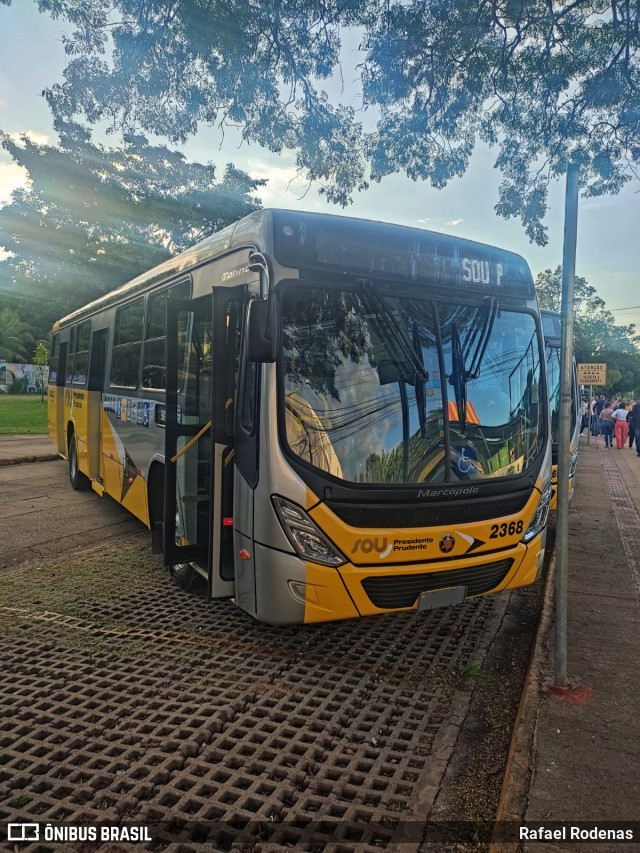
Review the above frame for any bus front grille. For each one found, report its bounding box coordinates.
[326,493,530,528]
[361,559,514,609]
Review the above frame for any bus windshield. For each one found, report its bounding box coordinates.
[280,282,544,485]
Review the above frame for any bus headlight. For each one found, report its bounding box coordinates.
[272,496,346,567]
[569,448,579,480]
[521,482,553,544]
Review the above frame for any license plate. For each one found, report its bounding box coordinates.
[418,586,467,611]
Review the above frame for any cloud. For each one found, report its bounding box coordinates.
[445,218,464,226]
[248,159,325,210]
[0,130,49,205]
[0,161,28,205]
[9,130,51,147]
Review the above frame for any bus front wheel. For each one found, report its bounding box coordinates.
[148,465,201,592]
[170,509,200,590]
[69,433,90,491]
[170,562,198,591]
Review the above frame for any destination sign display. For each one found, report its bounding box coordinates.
[273,211,535,297]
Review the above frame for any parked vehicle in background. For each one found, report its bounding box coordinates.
[541,309,580,510]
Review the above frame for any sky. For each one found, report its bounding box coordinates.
[1,2,639,330]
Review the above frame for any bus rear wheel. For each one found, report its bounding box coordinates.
[69,433,90,491]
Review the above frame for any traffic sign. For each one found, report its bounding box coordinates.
[577,363,607,386]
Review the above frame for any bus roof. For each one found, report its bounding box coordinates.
[55,209,535,328]
[54,208,269,329]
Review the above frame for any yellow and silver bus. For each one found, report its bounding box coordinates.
[48,209,551,625]
[541,309,580,510]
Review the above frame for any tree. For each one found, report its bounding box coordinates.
[32,340,49,402]
[0,307,34,362]
[535,266,640,394]
[10,0,640,243]
[535,267,608,320]
[0,120,263,330]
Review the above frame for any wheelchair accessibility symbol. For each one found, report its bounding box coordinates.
[455,446,477,475]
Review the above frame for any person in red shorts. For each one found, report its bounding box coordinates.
[612,401,629,449]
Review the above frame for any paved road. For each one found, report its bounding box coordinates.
[0,459,145,569]
[0,460,544,851]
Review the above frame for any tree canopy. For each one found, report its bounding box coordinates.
[9,0,640,244]
[0,120,263,337]
[536,266,640,394]
[0,306,34,362]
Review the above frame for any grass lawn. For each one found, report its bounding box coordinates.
[0,394,49,434]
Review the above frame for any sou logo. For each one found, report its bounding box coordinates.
[351,538,392,559]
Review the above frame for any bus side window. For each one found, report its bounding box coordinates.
[111,299,144,388]
[237,317,259,487]
[241,361,257,433]
[142,280,191,389]
[224,299,243,436]
[65,326,76,385]
[73,321,91,385]
[49,333,59,385]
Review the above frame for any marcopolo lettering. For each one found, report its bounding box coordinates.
[417,487,480,498]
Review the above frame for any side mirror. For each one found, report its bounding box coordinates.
[247,296,279,363]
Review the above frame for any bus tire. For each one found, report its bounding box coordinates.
[147,464,199,592]
[170,507,200,591]
[170,562,198,591]
[69,433,90,491]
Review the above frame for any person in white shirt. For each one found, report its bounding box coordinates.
[612,402,629,449]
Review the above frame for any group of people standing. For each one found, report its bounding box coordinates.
[583,395,640,452]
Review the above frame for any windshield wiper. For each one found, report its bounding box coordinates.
[359,281,430,383]
[450,324,468,433]
[463,297,499,381]
[413,320,427,437]
[449,297,499,433]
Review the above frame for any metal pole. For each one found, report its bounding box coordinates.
[555,163,580,688]
[587,384,592,447]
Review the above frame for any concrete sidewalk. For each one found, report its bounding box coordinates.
[0,433,59,465]
[498,436,640,849]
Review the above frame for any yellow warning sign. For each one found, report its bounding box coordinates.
[577,363,607,386]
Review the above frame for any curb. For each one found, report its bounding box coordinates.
[490,546,557,851]
[0,455,59,467]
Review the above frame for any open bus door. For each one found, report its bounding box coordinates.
[163,287,246,599]
[164,295,213,576]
